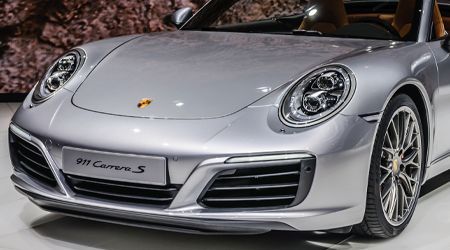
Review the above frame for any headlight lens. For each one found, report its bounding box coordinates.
[32,50,82,103]
[280,66,355,127]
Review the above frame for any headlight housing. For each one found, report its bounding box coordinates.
[280,66,355,127]
[32,50,83,103]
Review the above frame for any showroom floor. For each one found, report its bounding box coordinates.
[1,103,450,250]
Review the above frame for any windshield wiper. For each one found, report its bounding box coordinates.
[292,29,323,36]
[200,27,219,31]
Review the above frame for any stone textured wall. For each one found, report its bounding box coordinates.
[0,0,206,93]
[216,0,305,25]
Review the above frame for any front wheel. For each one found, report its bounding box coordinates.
[354,94,425,238]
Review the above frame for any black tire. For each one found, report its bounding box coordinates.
[354,94,425,238]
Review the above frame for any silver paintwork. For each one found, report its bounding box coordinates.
[8,0,450,233]
[71,32,389,119]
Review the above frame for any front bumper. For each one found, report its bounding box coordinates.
[9,96,379,233]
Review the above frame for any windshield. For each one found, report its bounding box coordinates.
[184,0,423,41]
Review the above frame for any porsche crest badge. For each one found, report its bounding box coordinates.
[137,98,152,109]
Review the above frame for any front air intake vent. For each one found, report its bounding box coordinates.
[9,132,57,187]
[65,174,181,208]
[200,158,315,209]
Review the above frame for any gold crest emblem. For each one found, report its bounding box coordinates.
[137,98,152,109]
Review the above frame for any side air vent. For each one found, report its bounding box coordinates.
[9,132,57,187]
[200,158,315,209]
[65,174,181,207]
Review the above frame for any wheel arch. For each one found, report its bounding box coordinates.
[384,81,433,182]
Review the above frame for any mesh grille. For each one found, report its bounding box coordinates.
[200,163,303,209]
[66,174,180,207]
[9,133,57,187]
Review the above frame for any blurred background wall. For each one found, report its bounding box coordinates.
[0,0,300,98]
[0,0,206,95]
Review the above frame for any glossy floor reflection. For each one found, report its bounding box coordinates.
[1,103,450,249]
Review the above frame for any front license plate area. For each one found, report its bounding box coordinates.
[62,147,167,186]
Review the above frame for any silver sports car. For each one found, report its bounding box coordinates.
[8,0,450,238]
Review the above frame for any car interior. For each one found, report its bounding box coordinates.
[210,0,449,41]
[434,0,450,39]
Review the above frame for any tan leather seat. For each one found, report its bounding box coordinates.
[393,0,445,38]
[299,0,349,33]
[392,0,417,37]
[433,0,446,38]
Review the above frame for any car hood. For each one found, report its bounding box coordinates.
[72,31,389,119]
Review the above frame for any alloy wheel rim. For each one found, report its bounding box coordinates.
[379,107,422,226]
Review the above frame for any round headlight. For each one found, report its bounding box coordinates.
[280,66,355,127]
[32,50,83,103]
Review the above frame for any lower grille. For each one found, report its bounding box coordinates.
[9,132,57,187]
[200,158,315,209]
[65,174,180,207]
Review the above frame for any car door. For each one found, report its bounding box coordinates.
[429,40,450,161]
[427,2,450,173]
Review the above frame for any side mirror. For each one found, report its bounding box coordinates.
[442,36,450,52]
[171,7,193,29]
